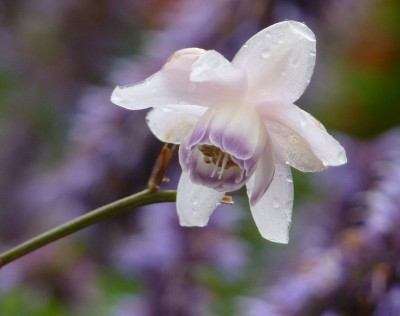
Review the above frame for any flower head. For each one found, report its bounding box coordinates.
[111,21,347,243]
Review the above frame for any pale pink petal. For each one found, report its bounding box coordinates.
[246,162,293,243]
[233,21,316,103]
[190,50,246,93]
[146,104,207,144]
[260,102,347,169]
[267,120,326,172]
[111,48,225,110]
[177,171,225,227]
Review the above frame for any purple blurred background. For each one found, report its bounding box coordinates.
[1,0,400,315]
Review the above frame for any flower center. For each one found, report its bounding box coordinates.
[197,144,239,180]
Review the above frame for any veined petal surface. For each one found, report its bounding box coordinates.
[111,48,226,110]
[267,120,326,172]
[233,21,316,103]
[246,162,293,243]
[260,102,347,168]
[146,104,207,144]
[177,171,225,227]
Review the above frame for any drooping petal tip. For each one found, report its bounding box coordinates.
[247,162,294,243]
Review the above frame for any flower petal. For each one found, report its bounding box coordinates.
[260,102,347,169]
[190,50,246,92]
[176,171,225,227]
[146,104,207,144]
[220,105,267,161]
[267,120,326,172]
[188,104,267,161]
[233,21,316,103]
[246,162,293,243]
[179,104,269,192]
[111,48,225,110]
[247,139,275,206]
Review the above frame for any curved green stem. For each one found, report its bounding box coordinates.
[0,189,176,268]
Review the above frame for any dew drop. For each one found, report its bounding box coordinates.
[291,57,300,67]
[310,51,316,57]
[265,31,272,38]
[287,175,293,183]
[277,35,284,44]
[261,49,271,59]
[272,198,280,209]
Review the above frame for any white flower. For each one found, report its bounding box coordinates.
[111,21,347,243]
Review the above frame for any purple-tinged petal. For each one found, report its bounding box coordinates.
[246,161,293,243]
[233,21,316,103]
[259,102,347,169]
[111,48,226,110]
[221,105,267,160]
[247,139,275,206]
[146,104,207,144]
[176,171,225,226]
[180,145,245,192]
[179,103,269,192]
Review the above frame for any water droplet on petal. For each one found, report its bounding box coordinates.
[187,82,197,93]
[272,198,280,208]
[261,49,271,59]
[287,175,293,183]
[265,31,272,38]
[291,57,300,67]
[310,51,316,57]
[277,35,284,44]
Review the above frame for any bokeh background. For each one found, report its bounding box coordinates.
[1,0,400,315]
